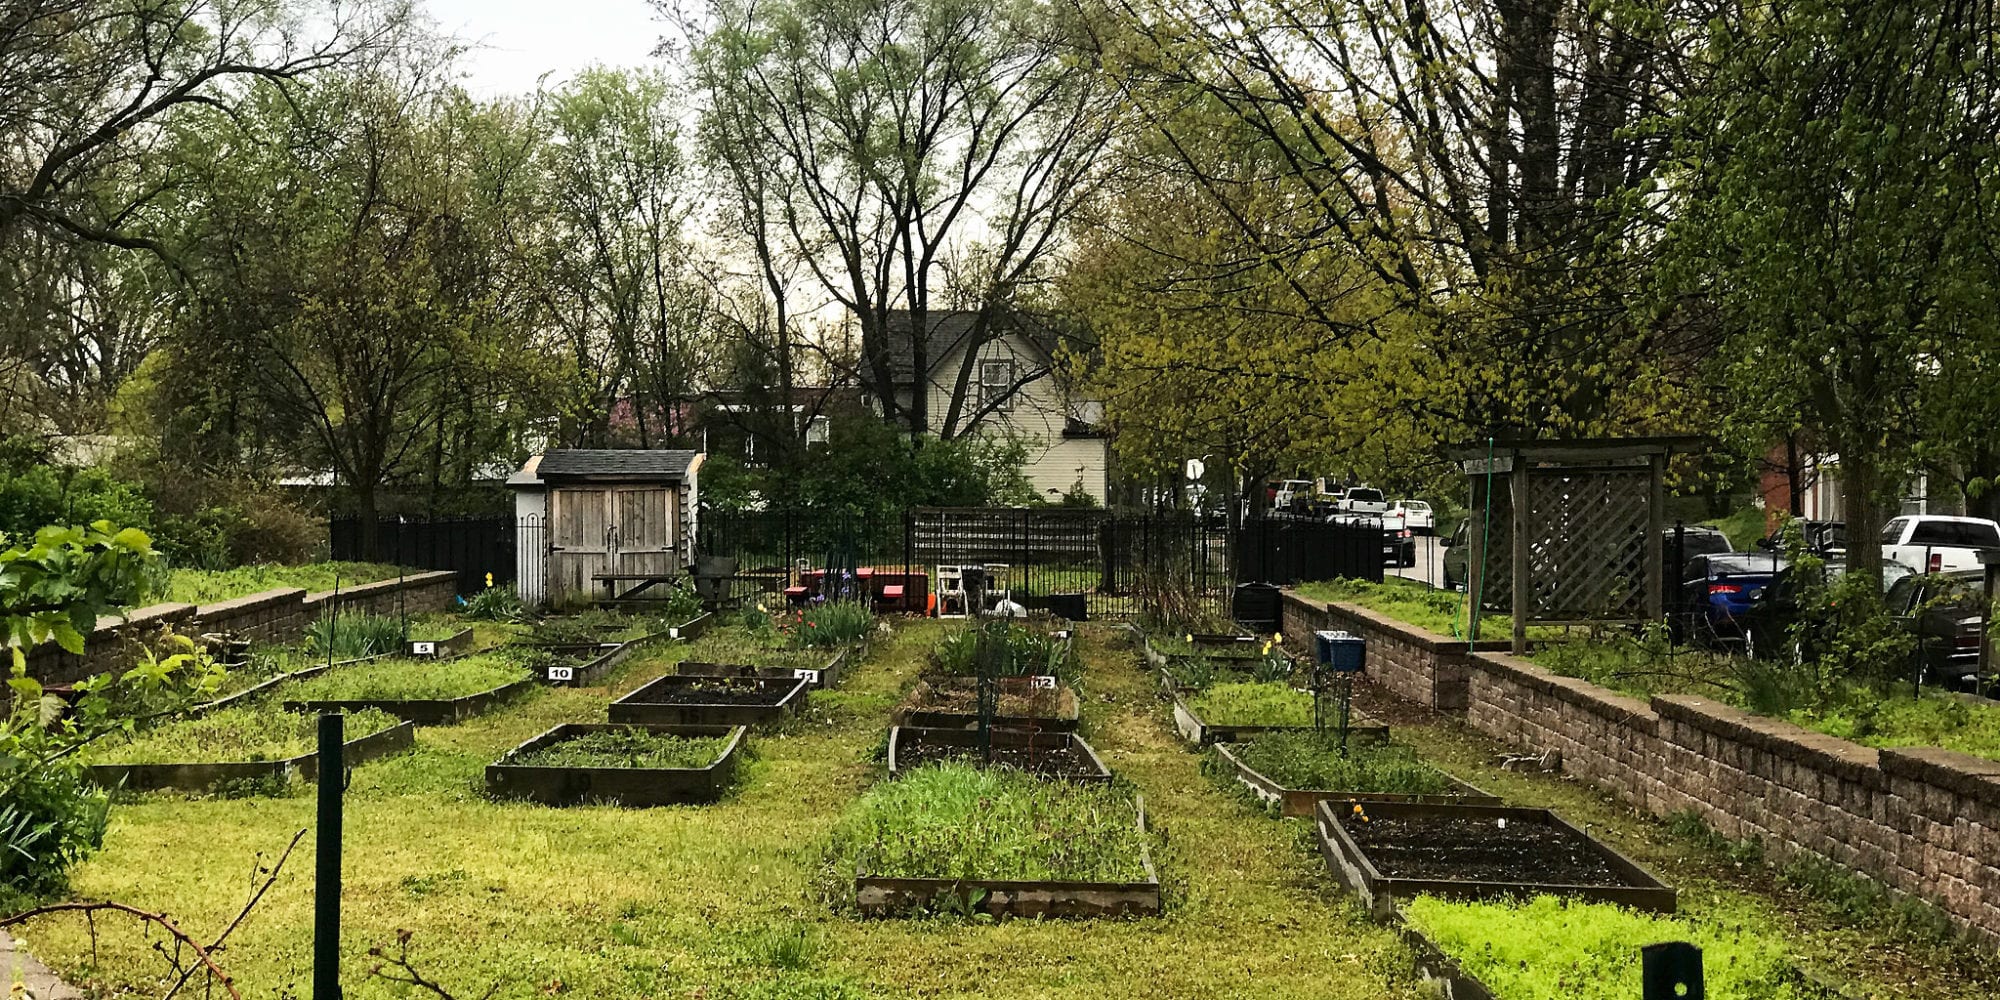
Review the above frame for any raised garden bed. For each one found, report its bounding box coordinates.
[668,611,714,641]
[1211,736,1499,817]
[893,676,1080,732]
[609,674,809,727]
[677,642,862,689]
[406,626,475,659]
[1399,895,1823,1000]
[83,707,415,793]
[517,632,664,687]
[888,726,1112,782]
[1314,800,1676,919]
[1171,683,1388,745]
[485,723,746,806]
[831,764,1160,919]
[929,624,1077,682]
[280,654,535,725]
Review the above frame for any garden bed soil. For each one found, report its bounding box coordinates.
[1171,692,1389,746]
[1314,800,1677,919]
[677,642,863,689]
[485,723,746,806]
[1212,742,1501,817]
[282,676,537,726]
[609,674,809,727]
[83,720,416,793]
[892,677,1080,732]
[887,726,1112,782]
[406,627,475,659]
[854,799,1160,919]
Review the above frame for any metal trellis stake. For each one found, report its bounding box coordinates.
[313,711,345,1000]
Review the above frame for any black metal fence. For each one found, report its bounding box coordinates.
[329,515,516,593]
[692,507,1385,619]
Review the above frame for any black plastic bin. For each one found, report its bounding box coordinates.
[1048,593,1088,621]
[1232,582,1282,632]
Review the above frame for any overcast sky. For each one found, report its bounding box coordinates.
[420,0,667,97]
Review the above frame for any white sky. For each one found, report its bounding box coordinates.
[419,0,668,97]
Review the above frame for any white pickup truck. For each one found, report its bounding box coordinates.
[1881,515,2000,573]
[1340,486,1390,515]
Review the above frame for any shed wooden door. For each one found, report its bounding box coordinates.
[548,487,612,604]
[611,487,678,580]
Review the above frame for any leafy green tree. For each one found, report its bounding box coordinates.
[682,0,1122,437]
[539,68,715,448]
[1656,0,2000,581]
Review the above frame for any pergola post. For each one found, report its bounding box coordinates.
[1511,453,1531,655]
[1647,453,1666,624]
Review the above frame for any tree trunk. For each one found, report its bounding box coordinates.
[1842,448,1888,593]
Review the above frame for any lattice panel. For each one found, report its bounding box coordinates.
[1524,471,1650,619]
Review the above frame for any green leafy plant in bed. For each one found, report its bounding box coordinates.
[405,614,470,642]
[930,622,1075,681]
[304,613,405,659]
[513,728,731,769]
[782,600,874,649]
[284,654,528,703]
[1403,895,1808,1000]
[680,627,824,669]
[1187,682,1314,727]
[1219,734,1454,794]
[826,763,1149,883]
[85,706,401,765]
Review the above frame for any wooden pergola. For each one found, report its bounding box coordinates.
[1450,436,1708,654]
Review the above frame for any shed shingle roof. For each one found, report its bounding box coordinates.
[534,449,699,481]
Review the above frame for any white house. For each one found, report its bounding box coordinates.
[881,310,1111,504]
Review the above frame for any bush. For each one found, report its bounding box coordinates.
[461,584,527,622]
[784,601,873,649]
[0,759,109,902]
[304,613,406,659]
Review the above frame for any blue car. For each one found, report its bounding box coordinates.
[1678,552,1788,646]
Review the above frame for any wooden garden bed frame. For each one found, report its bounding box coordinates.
[886,725,1113,783]
[283,676,538,726]
[854,798,1160,919]
[668,612,713,641]
[1313,799,1678,920]
[485,723,747,807]
[406,627,476,659]
[677,642,864,690]
[609,674,809,727]
[1210,741,1500,817]
[894,676,1080,733]
[84,720,416,793]
[523,630,668,687]
[1171,692,1389,746]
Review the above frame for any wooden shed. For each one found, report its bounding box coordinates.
[508,449,704,608]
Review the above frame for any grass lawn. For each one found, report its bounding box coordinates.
[1293,576,1565,641]
[23,622,1432,1000]
[163,562,406,604]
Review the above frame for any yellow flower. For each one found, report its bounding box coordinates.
[485,572,494,589]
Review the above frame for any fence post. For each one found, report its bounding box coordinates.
[1641,942,1702,1000]
[313,712,344,1000]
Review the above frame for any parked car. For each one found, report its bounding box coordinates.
[1880,515,2000,574]
[1756,519,1846,556]
[1269,479,1316,514]
[1341,487,1390,516]
[1677,552,1788,646]
[1391,500,1436,534]
[1664,526,1735,577]
[1331,512,1416,567]
[1739,557,1914,663]
[1885,570,1989,688]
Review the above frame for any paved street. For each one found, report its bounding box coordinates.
[1389,534,1447,588]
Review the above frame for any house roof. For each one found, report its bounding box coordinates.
[879,310,1066,385]
[522,449,700,484]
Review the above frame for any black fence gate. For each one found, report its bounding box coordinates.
[329,515,515,594]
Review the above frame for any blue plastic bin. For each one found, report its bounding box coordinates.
[1314,630,1366,672]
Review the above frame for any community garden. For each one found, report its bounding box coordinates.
[8,578,1997,1000]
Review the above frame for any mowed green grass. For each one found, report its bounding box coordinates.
[25,623,1427,1000]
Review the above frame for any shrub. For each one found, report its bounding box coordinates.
[930,622,1075,680]
[785,600,873,649]
[461,585,527,622]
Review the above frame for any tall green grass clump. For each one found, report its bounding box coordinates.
[304,613,405,659]
[1403,895,1806,1000]
[1221,735,1455,795]
[792,600,873,649]
[85,706,402,765]
[1187,682,1314,727]
[827,763,1149,883]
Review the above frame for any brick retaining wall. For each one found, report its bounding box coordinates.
[1281,591,1511,710]
[24,571,459,686]
[1284,588,2000,947]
